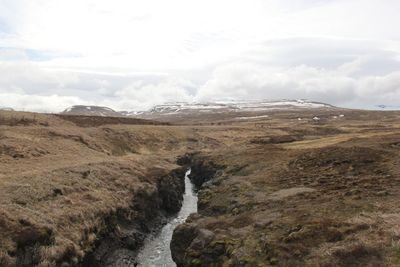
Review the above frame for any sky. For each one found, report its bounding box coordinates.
[0,0,400,112]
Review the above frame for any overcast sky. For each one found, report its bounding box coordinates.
[0,0,400,112]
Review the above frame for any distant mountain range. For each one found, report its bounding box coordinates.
[146,100,333,114]
[61,100,335,119]
[59,100,340,123]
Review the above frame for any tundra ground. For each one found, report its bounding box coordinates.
[1,109,400,266]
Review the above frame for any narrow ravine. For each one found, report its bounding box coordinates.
[134,169,197,266]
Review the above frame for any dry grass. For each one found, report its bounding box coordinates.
[0,114,37,126]
[0,111,205,266]
[2,109,400,266]
[169,109,400,266]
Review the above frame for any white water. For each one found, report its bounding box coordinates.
[135,169,197,267]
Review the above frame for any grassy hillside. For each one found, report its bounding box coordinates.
[1,109,400,266]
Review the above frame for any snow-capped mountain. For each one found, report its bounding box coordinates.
[61,100,335,121]
[61,105,122,117]
[131,99,336,122]
[145,100,333,114]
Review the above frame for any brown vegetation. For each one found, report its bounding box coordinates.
[2,108,400,266]
[171,108,400,267]
[0,111,201,266]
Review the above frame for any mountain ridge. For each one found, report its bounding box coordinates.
[61,99,336,118]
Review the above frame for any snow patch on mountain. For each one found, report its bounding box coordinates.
[61,105,122,117]
[146,99,332,114]
[61,100,335,119]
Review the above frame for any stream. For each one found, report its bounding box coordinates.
[135,169,197,266]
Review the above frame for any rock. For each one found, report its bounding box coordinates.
[190,229,215,250]
[176,153,195,166]
[189,157,223,188]
[81,167,187,266]
[171,223,198,267]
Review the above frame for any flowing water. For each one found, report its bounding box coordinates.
[135,169,197,266]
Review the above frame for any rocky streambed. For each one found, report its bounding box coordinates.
[134,169,197,266]
[7,153,220,267]
[112,155,220,267]
[170,155,223,267]
[80,167,188,267]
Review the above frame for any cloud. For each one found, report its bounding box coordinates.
[195,60,400,108]
[0,93,87,112]
[108,78,194,110]
[1,42,400,112]
[1,1,400,111]
[0,61,80,95]
[0,48,28,61]
[0,61,193,112]
[195,63,355,103]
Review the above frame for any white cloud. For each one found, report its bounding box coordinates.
[195,61,400,108]
[0,61,194,112]
[0,62,80,91]
[0,93,87,112]
[109,78,194,111]
[195,63,355,103]
[3,0,397,70]
[1,0,400,111]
